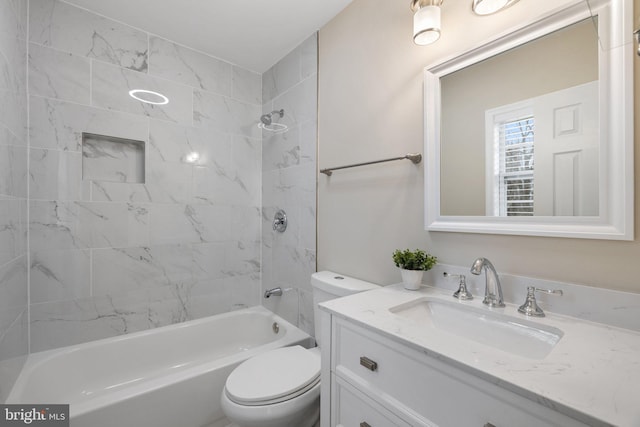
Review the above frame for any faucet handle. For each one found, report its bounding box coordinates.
[534,287,563,296]
[518,286,563,317]
[444,272,473,301]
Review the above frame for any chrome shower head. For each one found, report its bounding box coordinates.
[258,109,287,133]
[261,109,284,124]
[260,113,272,125]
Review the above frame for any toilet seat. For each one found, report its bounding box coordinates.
[225,346,320,406]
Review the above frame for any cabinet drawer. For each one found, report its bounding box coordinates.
[332,374,413,427]
[332,319,587,427]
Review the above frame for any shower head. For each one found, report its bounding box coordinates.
[261,109,284,125]
[258,109,287,133]
[260,114,272,125]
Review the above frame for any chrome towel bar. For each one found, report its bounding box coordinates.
[320,153,422,176]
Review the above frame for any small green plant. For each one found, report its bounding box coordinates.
[392,249,437,271]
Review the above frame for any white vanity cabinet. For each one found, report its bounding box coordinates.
[326,317,589,427]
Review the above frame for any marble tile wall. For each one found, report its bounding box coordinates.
[0,0,29,401]
[28,0,263,352]
[261,34,318,337]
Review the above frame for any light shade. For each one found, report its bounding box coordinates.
[413,5,441,45]
[472,0,519,15]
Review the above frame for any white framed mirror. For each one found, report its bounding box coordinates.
[424,0,634,240]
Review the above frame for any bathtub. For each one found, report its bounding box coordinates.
[7,306,313,427]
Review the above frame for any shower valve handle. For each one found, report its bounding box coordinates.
[273,210,287,232]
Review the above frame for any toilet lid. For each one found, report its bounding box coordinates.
[225,345,320,406]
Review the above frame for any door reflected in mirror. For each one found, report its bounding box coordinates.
[440,18,599,217]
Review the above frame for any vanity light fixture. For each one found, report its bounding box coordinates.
[128,89,169,105]
[410,0,443,46]
[472,0,520,16]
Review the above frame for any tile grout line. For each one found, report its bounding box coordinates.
[26,0,31,355]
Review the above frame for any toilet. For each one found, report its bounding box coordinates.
[220,271,380,427]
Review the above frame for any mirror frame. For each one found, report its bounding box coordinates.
[424,0,634,240]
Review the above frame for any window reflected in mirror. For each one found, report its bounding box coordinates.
[439,18,599,217]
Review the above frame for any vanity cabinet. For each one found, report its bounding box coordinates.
[328,318,588,427]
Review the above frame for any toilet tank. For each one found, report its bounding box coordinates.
[311,271,380,346]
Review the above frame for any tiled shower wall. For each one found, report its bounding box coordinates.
[261,35,318,336]
[28,0,263,352]
[0,0,29,401]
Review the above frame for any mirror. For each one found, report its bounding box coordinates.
[424,0,634,240]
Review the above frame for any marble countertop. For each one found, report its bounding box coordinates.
[320,284,640,426]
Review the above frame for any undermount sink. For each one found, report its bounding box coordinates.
[389,297,563,359]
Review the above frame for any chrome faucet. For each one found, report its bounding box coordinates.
[264,287,283,298]
[470,258,505,308]
[444,272,473,301]
[518,286,563,317]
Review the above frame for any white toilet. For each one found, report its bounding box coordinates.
[220,271,380,427]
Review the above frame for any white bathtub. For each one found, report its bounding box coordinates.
[7,306,313,427]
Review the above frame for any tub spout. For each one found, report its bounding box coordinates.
[264,287,283,298]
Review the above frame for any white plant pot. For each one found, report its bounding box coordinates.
[400,269,424,290]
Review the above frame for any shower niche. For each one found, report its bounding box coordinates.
[82,133,145,183]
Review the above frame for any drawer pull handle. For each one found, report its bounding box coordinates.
[359,356,378,371]
[360,423,372,427]
[484,423,496,427]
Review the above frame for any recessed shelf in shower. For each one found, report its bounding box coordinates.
[82,132,145,183]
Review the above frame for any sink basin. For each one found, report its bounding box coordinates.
[389,297,563,359]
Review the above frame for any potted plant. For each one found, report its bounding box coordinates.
[392,249,437,290]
